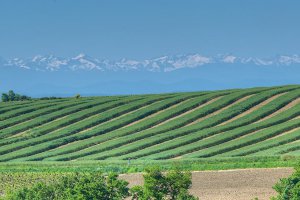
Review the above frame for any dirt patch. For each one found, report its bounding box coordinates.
[120,168,293,200]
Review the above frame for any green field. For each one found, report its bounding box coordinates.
[1,85,300,172]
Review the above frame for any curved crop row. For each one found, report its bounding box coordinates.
[0,99,95,131]
[0,85,300,162]
[219,125,300,157]
[105,88,300,160]
[22,92,227,161]
[188,118,300,158]
[0,98,122,139]
[0,95,153,154]
[0,99,71,121]
[38,90,251,161]
[0,94,184,161]
[135,91,300,160]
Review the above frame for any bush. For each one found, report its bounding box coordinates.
[2,173,129,200]
[130,166,198,200]
[271,166,300,200]
[39,97,63,100]
[2,168,198,200]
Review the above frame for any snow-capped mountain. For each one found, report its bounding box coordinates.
[1,54,300,72]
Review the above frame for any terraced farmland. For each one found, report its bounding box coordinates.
[1,85,300,165]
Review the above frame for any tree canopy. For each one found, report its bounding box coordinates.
[1,90,31,102]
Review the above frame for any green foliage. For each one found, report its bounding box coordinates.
[39,97,63,100]
[75,94,81,99]
[2,173,129,200]
[1,90,31,102]
[1,93,9,102]
[271,167,300,200]
[130,167,198,200]
[1,168,197,200]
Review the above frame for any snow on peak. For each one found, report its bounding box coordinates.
[72,53,86,60]
[1,53,300,72]
[278,55,300,65]
[222,55,237,63]
[171,54,211,69]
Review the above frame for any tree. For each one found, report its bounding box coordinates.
[8,90,15,101]
[3,173,129,200]
[1,91,31,102]
[20,95,30,101]
[1,93,9,102]
[14,94,21,101]
[271,166,300,200]
[2,168,198,200]
[130,167,198,200]
[75,94,81,99]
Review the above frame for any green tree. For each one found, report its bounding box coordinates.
[271,166,300,200]
[3,173,129,200]
[1,91,31,102]
[130,167,198,200]
[165,169,194,200]
[1,93,9,102]
[8,90,15,101]
[20,95,31,101]
[14,94,21,101]
[2,168,198,200]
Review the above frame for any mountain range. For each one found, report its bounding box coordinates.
[0,53,300,97]
[1,53,300,72]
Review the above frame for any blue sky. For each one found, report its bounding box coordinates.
[1,0,300,60]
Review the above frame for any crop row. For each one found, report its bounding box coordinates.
[0,97,123,140]
[23,91,228,161]
[220,125,300,157]
[105,88,300,160]
[0,95,151,153]
[250,137,300,156]
[0,99,95,131]
[189,118,300,158]
[50,87,276,161]
[0,98,72,121]
[139,92,300,160]
[0,94,187,161]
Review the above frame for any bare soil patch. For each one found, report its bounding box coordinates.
[120,168,294,200]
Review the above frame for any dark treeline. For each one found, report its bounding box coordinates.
[1,90,31,102]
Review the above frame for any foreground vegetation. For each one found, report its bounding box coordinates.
[1,167,198,200]
[0,157,299,197]
[271,166,300,200]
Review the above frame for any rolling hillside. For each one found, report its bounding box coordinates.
[0,85,300,163]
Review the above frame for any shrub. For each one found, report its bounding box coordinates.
[2,173,129,200]
[271,166,300,200]
[2,168,198,200]
[39,97,62,100]
[130,166,198,200]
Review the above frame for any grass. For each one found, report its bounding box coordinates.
[0,156,298,173]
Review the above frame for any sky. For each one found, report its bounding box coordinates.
[1,0,300,60]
